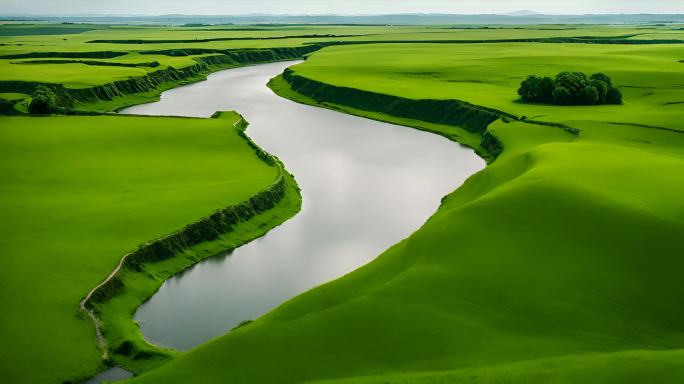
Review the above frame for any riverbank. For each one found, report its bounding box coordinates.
[0,112,301,384]
[267,73,501,161]
[113,59,482,365]
[84,112,302,375]
[1,39,314,383]
[1,45,324,114]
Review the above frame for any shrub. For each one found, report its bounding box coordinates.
[28,86,57,114]
[518,75,554,102]
[518,71,622,105]
[555,72,589,96]
[539,76,555,100]
[606,87,623,105]
[590,72,612,84]
[113,340,134,356]
[581,86,599,105]
[591,79,609,104]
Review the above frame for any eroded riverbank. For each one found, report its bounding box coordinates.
[120,61,485,350]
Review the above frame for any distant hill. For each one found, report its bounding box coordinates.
[2,13,684,25]
[505,10,540,16]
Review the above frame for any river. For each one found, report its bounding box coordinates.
[118,61,485,351]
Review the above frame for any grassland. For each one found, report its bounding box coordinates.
[290,43,684,130]
[1,23,683,92]
[125,29,684,384]
[0,113,299,383]
[125,117,684,384]
[1,22,684,384]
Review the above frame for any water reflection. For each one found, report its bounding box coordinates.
[84,366,132,384]
[120,61,485,350]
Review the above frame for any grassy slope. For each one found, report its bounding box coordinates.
[268,75,484,152]
[290,43,684,130]
[97,168,301,374]
[0,114,290,383]
[310,349,684,384]
[128,43,684,383]
[94,113,302,375]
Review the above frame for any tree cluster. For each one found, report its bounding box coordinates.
[28,86,58,114]
[518,72,622,105]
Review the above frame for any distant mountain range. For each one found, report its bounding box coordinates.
[504,10,541,16]
[2,13,684,25]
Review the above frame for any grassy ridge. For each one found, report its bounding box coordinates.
[127,43,684,383]
[0,113,296,383]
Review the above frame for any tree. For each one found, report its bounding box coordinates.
[590,72,613,86]
[28,86,57,114]
[518,75,555,102]
[553,72,589,104]
[591,79,609,104]
[539,76,555,100]
[581,85,599,105]
[551,86,574,105]
[606,86,623,104]
[518,71,623,106]
[518,75,543,101]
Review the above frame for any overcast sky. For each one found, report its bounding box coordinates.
[1,0,683,16]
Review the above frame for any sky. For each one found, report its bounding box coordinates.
[1,0,683,16]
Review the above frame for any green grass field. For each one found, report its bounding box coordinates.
[290,43,684,130]
[125,118,684,384]
[1,22,684,384]
[0,113,296,383]
[124,33,684,384]
[1,23,683,91]
[125,118,684,383]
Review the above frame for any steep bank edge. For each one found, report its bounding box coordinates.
[272,69,579,162]
[0,45,324,114]
[273,69,506,162]
[77,112,302,379]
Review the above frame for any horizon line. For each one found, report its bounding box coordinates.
[3,12,684,17]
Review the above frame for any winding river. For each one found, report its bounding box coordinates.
[118,61,485,351]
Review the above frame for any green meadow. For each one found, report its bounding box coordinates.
[291,43,684,130]
[0,113,297,383]
[1,23,683,90]
[130,28,684,384]
[0,21,683,384]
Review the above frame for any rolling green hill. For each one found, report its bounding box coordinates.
[126,41,684,383]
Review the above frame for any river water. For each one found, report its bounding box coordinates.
[119,61,485,350]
